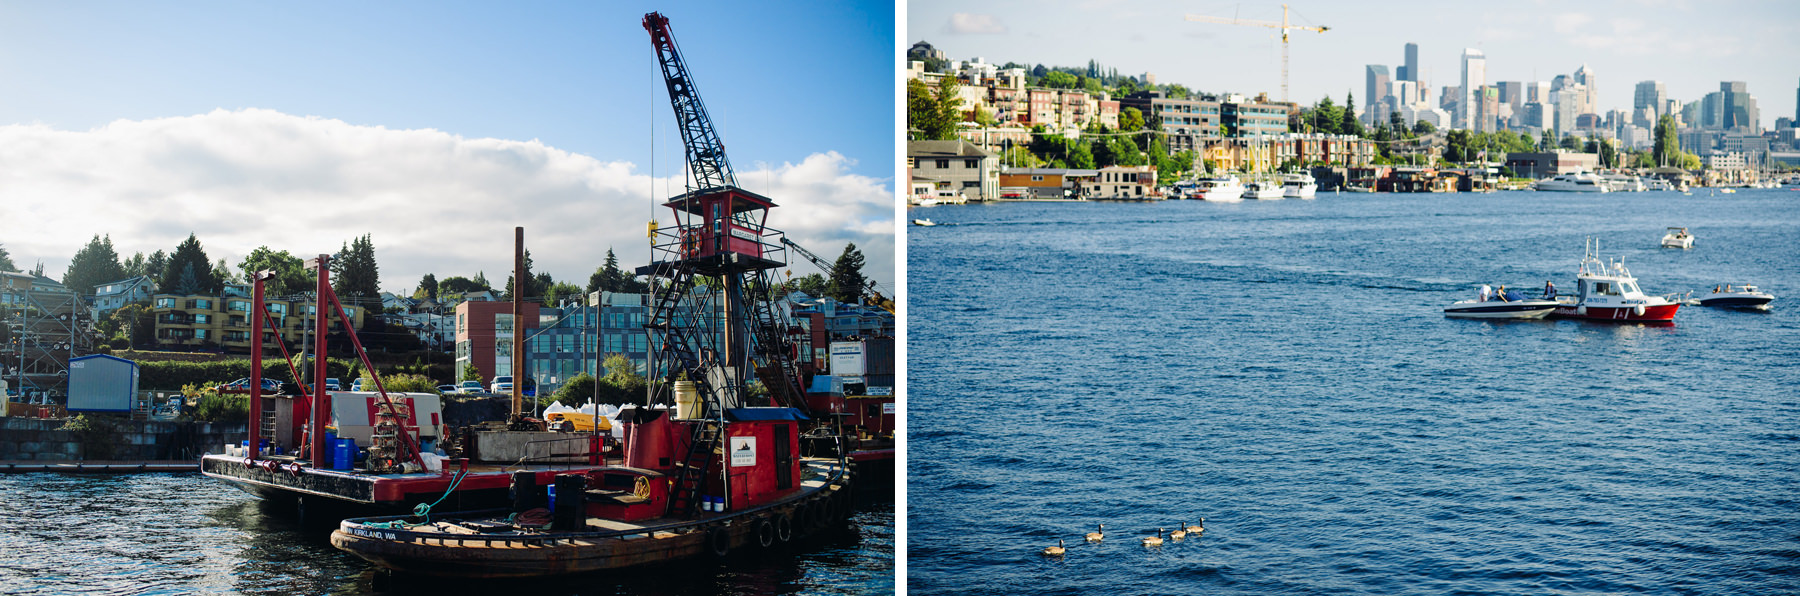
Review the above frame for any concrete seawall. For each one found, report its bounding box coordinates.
[0,417,248,461]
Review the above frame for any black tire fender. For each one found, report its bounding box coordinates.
[757,519,776,548]
[708,527,730,557]
[776,513,794,543]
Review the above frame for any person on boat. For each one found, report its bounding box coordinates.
[1495,285,1510,302]
[1544,281,1557,299]
[1479,284,1492,302]
[1714,285,1722,294]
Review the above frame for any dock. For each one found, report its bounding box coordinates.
[0,460,200,473]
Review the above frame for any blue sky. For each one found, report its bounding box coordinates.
[909,0,1798,127]
[0,0,896,293]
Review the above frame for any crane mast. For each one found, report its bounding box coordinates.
[1184,4,1328,103]
[644,12,736,192]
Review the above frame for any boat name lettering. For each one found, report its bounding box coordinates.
[350,528,400,541]
[1621,299,1646,305]
[729,227,758,241]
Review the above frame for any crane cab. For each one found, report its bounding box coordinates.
[665,186,782,270]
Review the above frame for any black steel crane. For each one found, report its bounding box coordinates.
[780,237,894,314]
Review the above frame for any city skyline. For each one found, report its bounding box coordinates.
[0,1,896,295]
[908,0,1797,128]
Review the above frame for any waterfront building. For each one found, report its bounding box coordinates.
[997,168,1094,200]
[454,299,539,383]
[1089,165,1158,199]
[149,292,363,353]
[1504,151,1599,179]
[908,139,998,202]
[89,276,155,317]
[1460,49,1485,130]
[1721,133,1770,165]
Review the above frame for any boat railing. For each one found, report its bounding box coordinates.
[337,460,850,547]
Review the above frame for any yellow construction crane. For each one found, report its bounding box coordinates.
[1185,4,1328,103]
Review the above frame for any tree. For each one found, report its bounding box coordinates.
[1444,130,1472,163]
[784,273,828,297]
[543,282,585,306]
[1311,95,1342,136]
[1412,120,1436,135]
[1031,64,1048,78]
[588,248,648,294]
[0,244,16,272]
[1559,134,1581,151]
[61,234,126,296]
[1120,107,1146,132]
[473,271,490,290]
[1539,129,1557,151]
[1042,71,1078,89]
[502,249,536,301]
[460,361,484,383]
[1167,83,1190,99]
[237,246,310,297]
[440,275,486,295]
[419,273,438,301]
[826,243,868,305]
[1652,114,1680,167]
[331,235,380,309]
[1341,92,1363,137]
[159,234,219,295]
[934,76,964,134]
[907,78,954,140]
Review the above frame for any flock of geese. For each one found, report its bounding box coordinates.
[1041,519,1205,556]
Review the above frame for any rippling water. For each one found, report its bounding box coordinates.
[907,189,1800,595]
[0,474,893,595]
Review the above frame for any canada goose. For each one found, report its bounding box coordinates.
[1169,527,1187,540]
[1041,538,1065,556]
[1184,519,1204,534]
[1143,528,1164,547]
[1085,524,1104,542]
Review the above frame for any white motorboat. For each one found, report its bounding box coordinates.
[911,218,937,227]
[1282,172,1318,199]
[1551,239,1681,322]
[1643,178,1674,191]
[1194,175,1245,202]
[1696,284,1775,309]
[1443,297,1560,319]
[1244,181,1284,200]
[1660,227,1693,249]
[1601,174,1645,192]
[1534,172,1611,192]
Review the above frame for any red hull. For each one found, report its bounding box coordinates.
[1552,303,1680,321]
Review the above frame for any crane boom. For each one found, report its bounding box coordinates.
[780,237,894,314]
[643,12,736,191]
[1184,4,1327,103]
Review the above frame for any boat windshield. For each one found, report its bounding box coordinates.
[1620,281,1640,294]
[1593,282,1618,295]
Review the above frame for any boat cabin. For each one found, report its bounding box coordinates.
[664,187,776,263]
[619,406,806,512]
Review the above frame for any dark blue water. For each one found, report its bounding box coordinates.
[907,189,1800,595]
[0,474,893,595]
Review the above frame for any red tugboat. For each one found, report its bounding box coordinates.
[327,12,854,578]
[1552,239,1681,322]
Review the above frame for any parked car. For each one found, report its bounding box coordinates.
[490,375,514,394]
[216,378,283,394]
[324,378,342,391]
[458,380,485,395]
[351,378,365,392]
[436,384,458,395]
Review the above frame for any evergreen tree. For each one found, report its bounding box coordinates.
[502,250,536,301]
[1341,92,1363,137]
[61,234,127,296]
[0,243,16,272]
[144,250,167,281]
[331,235,380,309]
[825,243,868,305]
[473,271,490,291]
[586,248,646,294]
[159,234,218,295]
[785,273,828,298]
[420,273,438,301]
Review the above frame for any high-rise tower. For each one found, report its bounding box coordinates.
[1460,49,1485,130]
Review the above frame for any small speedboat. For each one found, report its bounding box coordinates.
[1194,175,1245,202]
[1443,298,1560,319]
[1696,284,1775,309]
[911,219,937,227]
[1660,227,1693,249]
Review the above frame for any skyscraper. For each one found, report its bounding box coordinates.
[1460,48,1485,130]
[1573,64,1597,118]
[1365,65,1391,124]
[1400,42,1418,84]
[1634,80,1666,126]
[1717,81,1759,132]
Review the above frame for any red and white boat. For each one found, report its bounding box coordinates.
[1552,240,1681,322]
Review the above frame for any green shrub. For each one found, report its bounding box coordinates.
[59,414,122,460]
[193,393,249,424]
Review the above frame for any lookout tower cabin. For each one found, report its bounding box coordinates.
[663,186,784,273]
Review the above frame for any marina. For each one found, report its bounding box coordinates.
[908,188,1799,594]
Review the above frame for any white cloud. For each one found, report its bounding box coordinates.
[0,108,893,295]
[944,13,1007,35]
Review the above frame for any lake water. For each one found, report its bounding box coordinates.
[906,189,1800,595]
[0,473,893,594]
